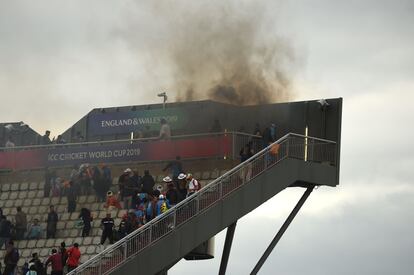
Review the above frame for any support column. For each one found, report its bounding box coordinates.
[218,221,237,275]
[250,185,314,275]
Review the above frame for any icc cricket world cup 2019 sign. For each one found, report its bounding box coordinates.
[0,135,232,170]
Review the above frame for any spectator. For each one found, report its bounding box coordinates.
[117,216,129,240]
[251,123,263,151]
[240,144,254,163]
[44,168,55,198]
[26,219,43,240]
[5,137,15,148]
[59,242,67,271]
[177,173,188,201]
[69,165,79,182]
[26,263,37,275]
[141,170,155,195]
[79,208,93,237]
[131,191,142,210]
[3,240,19,275]
[262,127,272,147]
[105,191,122,210]
[253,123,262,136]
[186,174,200,197]
[51,177,63,197]
[145,196,158,223]
[131,169,142,190]
[0,215,12,248]
[152,189,161,199]
[155,184,163,194]
[79,164,93,195]
[45,248,63,275]
[159,118,171,140]
[66,181,77,213]
[210,119,222,133]
[118,168,133,209]
[134,204,146,227]
[22,262,30,275]
[100,213,114,245]
[41,130,52,145]
[66,243,81,272]
[239,144,253,182]
[166,182,179,206]
[126,211,139,233]
[91,165,104,202]
[162,156,184,188]
[46,205,58,239]
[55,135,66,144]
[156,195,170,216]
[270,123,277,142]
[97,164,112,202]
[29,253,45,275]
[15,206,27,240]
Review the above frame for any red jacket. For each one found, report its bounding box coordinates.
[66,247,81,267]
[106,196,122,209]
[45,253,63,271]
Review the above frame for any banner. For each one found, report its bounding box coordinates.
[0,135,231,170]
[88,108,189,136]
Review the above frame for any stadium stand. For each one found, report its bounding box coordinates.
[0,159,231,274]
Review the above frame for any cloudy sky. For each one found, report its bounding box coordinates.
[1,0,414,274]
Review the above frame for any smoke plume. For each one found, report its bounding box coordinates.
[156,1,294,105]
[117,1,294,105]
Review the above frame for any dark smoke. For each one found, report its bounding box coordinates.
[125,1,294,105]
[167,1,294,105]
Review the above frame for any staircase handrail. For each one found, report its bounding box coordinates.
[69,133,336,274]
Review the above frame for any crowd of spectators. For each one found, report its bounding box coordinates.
[0,153,205,274]
[0,120,277,274]
[1,239,79,275]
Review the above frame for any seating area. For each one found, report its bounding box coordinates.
[0,163,230,270]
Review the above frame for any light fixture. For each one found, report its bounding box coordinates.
[157,92,168,109]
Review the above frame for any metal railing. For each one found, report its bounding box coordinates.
[69,133,336,275]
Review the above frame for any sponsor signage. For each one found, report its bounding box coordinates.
[0,135,231,170]
[88,108,189,136]
[46,143,145,166]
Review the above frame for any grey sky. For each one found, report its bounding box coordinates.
[1,0,413,274]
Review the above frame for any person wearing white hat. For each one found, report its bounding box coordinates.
[177,173,187,201]
[186,173,200,197]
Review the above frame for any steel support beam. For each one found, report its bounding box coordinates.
[218,221,238,275]
[250,185,315,275]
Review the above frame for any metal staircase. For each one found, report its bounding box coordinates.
[69,133,338,275]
